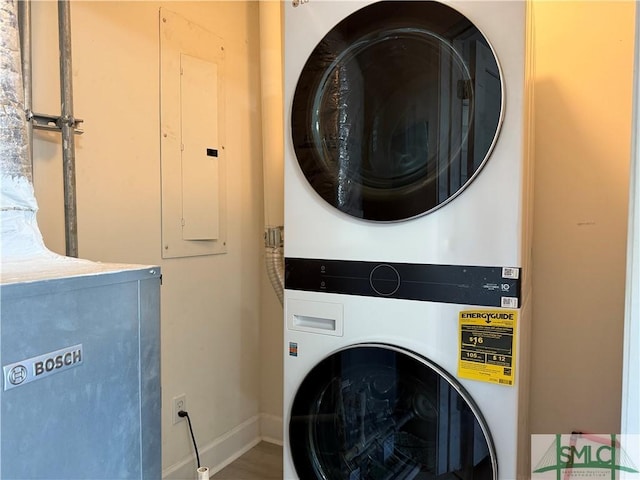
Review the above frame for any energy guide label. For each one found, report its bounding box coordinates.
[458,309,517,386]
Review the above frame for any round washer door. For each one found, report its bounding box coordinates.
[291,0,503,222]
[289,344,497,479]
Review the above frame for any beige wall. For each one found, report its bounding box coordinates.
[30,1,268,475]
[258,1,285,440]
[530,0,635,434]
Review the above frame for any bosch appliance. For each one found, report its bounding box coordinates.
[0,264,161,479]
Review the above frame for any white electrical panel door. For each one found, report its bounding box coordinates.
[160,8,226,258]
[180,53,220,241]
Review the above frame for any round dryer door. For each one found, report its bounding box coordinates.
[289,344,497,479]
[291,1,503,221]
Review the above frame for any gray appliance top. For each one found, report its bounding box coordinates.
[1,254,160,297]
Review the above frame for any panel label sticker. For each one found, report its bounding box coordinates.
[3,344,83,391]
[458,310,516,386]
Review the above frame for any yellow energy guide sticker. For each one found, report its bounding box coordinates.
[458,310,517,386]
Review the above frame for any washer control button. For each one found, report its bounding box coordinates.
[369,264,401,296]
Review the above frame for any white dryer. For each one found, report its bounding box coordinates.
[284,0,532,268]
[284,0,533,479]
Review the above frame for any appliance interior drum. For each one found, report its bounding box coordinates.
[289,345,497,479]
[291,0,503,221]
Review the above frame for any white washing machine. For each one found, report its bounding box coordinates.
[284,290,531,479]
[284,0,533,478]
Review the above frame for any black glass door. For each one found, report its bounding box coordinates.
[291,1,502,221]
[289,345,496,479]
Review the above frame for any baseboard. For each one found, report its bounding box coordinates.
[260,413,283,446]
[163,415,261,479]
[162,413,284,479]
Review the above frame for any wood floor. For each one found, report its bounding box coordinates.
[211,442,283,480]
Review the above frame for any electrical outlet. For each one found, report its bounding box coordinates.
[172,394,186,424]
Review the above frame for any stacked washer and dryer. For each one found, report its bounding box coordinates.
[283,1,533,479]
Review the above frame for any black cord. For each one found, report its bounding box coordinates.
[178,410,201,469]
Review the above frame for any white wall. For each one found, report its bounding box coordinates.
[530,0,635,434]
[29,1,268,475]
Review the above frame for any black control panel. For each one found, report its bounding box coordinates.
[285,257,521,308]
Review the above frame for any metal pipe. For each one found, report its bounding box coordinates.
[58,0,78,257]
[17,0,33,172]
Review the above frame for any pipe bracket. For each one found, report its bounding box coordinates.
[30,112,84,135]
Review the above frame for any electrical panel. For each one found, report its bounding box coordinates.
[160,8,226,258]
